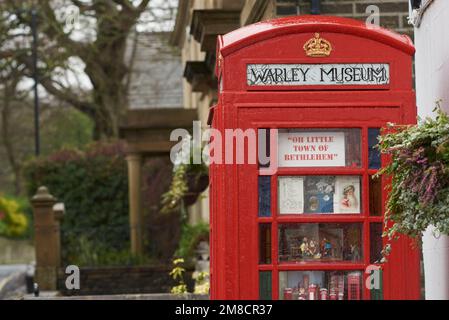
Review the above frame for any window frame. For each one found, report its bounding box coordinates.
[258,125,384,300]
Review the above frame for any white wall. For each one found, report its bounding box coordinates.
[415,0,449,117]
[414,0,449,300]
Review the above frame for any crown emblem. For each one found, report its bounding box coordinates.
[303,33,332,57]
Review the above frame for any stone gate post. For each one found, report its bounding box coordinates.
[31,186,60,291]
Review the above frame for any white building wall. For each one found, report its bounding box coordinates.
[415,0,449,116]
[414,0,449,300]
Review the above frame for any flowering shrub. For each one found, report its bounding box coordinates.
[377,106,449,248]
[0,196,28,238]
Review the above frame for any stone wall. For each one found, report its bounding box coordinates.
[0,237,35,264]
[57,266,195,296]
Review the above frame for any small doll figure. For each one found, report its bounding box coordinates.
[350,244,361,261]
[300,237,309,257]
[308,196,319,212]
[320,238,326,253]
[309,239,318,256]
[298,287,307,300]
[321,238,332,257]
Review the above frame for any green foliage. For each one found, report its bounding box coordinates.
[0,195,29,238]
[67,235,154,267]
[161,164,188,214]
[169,258,210,295]
[377,104,449,255]
[161,138,209,214]
[0,96,93,196]
[23,141,131,266]
[40,108,94,156]
[175,222,210,264]
[193,271,210,295]
[171,284,188,295]
[170,258,188,294]
[161,163,209,214]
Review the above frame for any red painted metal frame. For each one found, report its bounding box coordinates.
[210,16,420,300]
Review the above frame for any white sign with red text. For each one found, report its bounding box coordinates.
[278,131,345,167]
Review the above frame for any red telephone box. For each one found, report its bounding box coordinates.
[209,16,420,300]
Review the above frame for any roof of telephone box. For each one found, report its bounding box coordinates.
[219,15,414,57]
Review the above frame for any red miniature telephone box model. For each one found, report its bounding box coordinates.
[209,16,420,300]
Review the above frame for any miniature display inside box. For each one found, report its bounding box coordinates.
[278,223,362,262]
[278,176,361,214]
[279,270,362,300]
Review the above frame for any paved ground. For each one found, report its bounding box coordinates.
[23,293,209,300]
[0,264,29,300]
[0,264,27,277]
[2,265,209,300]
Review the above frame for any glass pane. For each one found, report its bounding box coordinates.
[370,223,383,264]
[258,176,271,217]
[278,176,362,214]
[278,128,361,168]
[368,128,381,169]
[278,223,363,263]
[369,176,382,216]
[278,176,304,214]
[279,270,363,300]
[259,271,272,300]
[258,128,271,168]
[259,224,272,264]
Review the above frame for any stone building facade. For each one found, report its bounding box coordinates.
[120,31,197,254]
[171,0,413,223]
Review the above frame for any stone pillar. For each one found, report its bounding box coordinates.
[31,186,59,291]
[126,154,143,255]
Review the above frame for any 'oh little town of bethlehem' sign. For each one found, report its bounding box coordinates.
[247,63,389,86]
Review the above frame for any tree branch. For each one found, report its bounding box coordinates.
[38,75,96,117]
[39,1,89,59]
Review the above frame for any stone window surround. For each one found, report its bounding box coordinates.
[409,0,434,27]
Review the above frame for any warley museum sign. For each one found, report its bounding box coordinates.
[247,63,390,86]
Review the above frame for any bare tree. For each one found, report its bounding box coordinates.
[0,0,177,139]
[0,70,25,195]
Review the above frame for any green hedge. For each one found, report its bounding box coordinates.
[24,141,130,265]
[175,222,209,266]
